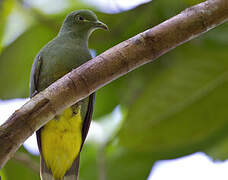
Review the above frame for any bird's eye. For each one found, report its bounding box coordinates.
[77,16,84,21]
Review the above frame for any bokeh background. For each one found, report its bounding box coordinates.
[0,0,228,179]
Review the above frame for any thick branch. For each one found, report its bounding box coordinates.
[0,0,228,168]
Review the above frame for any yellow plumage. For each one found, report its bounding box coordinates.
[41,106,82,180]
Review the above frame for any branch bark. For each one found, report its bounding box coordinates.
[0,0,228,168]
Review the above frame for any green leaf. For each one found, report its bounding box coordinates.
[3,160,39,180]
[206,137,228,161]
[118,29,228,158]
[0,0,14,51]
[3,147,39,180]
[0,169,7,180]
[80,144,99,180]
[106,146,154,180]
[80,143,154,180]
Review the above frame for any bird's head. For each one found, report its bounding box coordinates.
[59,10,108,37]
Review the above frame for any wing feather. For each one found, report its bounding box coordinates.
[81,93,96,148]
[30,55,42,98]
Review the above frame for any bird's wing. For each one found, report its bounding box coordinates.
[30,55,43,154]
[81,92,96,148]
[30,55,43,98]
[30,55,53,179]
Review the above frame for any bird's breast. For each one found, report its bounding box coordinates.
[41,106,83,179]
[38,41,91,91]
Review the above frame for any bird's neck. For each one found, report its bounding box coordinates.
[58,29,89,47]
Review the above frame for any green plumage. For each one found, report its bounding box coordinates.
[29,10,107,180]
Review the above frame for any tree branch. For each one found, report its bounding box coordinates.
[0,0,228,168]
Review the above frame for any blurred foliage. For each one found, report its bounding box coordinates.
[0,169,7,180]
[0,0,228,179]
[2,147,40,180]
[0,0,14,51]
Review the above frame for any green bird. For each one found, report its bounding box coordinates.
[29,10,108,180]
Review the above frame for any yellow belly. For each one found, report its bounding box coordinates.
[41,106,82,179]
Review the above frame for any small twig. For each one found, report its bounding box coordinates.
[97,145,107,180]
[13,152,39,173]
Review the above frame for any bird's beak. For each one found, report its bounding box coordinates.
[94,20,108,31]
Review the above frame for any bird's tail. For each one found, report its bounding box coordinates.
[40,155,80,180]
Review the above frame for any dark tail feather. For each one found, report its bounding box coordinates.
[40,155,52,180]
[40,155,80,180]
[64,155,80,180]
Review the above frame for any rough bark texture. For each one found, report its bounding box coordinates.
[0,0,228,168]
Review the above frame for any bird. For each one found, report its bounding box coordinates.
[29,10,108,180]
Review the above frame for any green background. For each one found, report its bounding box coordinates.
[0,0,228,179]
